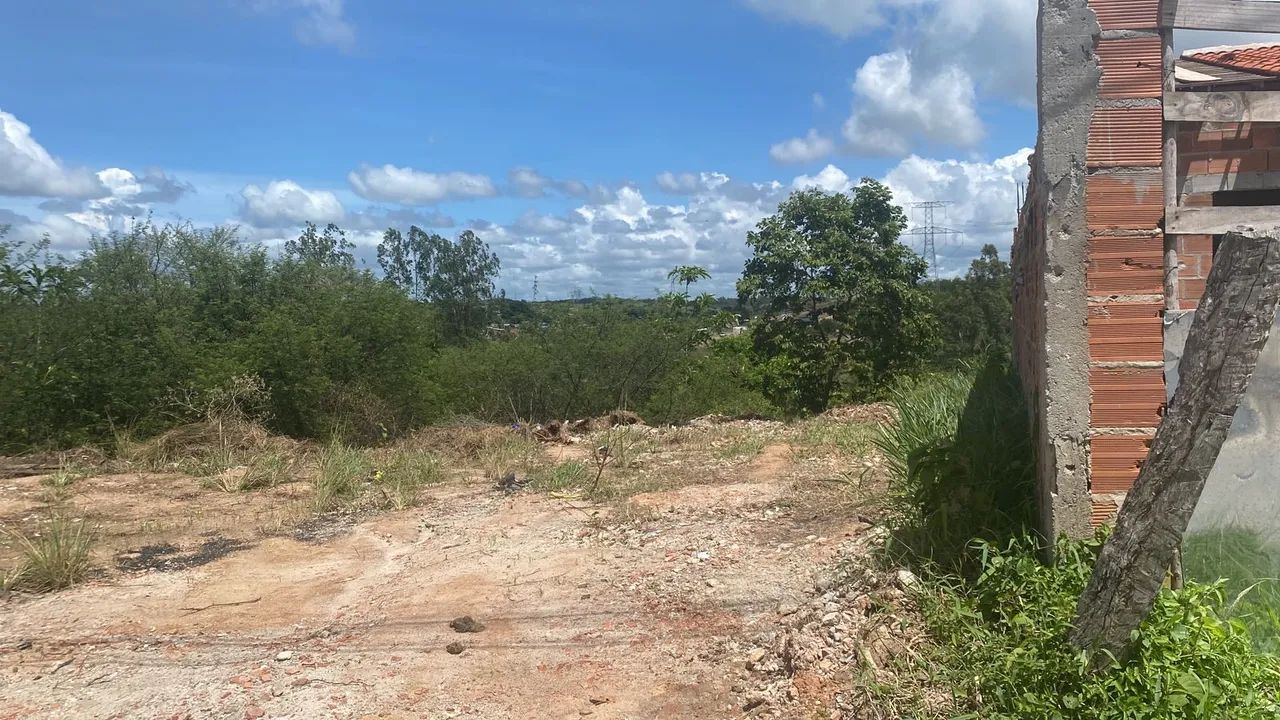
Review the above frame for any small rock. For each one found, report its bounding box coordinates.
[821,612,840,625]
[449,616,486,633]
[445,642,465,655]
[244,706,265,720]
[589,696,610,705]
[705,579,718,588]
[745,647,767,668]
[776,602,799,616]
[275,651,294,662]
[895,569,920,590]
[15,640,31,651]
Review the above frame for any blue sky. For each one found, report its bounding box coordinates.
[0,0,1047,298]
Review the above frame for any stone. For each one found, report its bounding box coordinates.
[745,648,767,668]
[895,570,920,590]
[445,642,465,655]
[244,706,265,720]
[274,651,294,662]
[449,616,486,633]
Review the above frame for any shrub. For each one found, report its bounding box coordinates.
[376,449,443,509]
[918,535,1280,719]
[529,461,589,492]
[875,357,1035,572]
[3,516,94,593]
[313,443,369,510]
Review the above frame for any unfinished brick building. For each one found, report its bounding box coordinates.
[1014,0,1280,538]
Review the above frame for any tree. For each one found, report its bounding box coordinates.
[377,226,501,343]
[737,181,936,413]
[926,244,1013,363]
[667,265,710,295]
[284,223,354,267]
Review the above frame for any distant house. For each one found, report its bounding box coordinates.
[1013,0,1280,540]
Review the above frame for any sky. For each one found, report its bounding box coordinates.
[0,1,1256,299]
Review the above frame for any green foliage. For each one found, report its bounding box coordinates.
[1184,528,1280,654]
[3,515,94,593]
[876,357,1035,572]
[529,460,590,492]
[375,449,443,509]
[920,536,1280,719]
[641,335,780,425]
[925,244,1013,365]
[378,226,500,343]
[738,182,937,413]
[313,443,369,510]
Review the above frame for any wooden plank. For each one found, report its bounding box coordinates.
[1162,0,1280,31]
[1165,91,1280,123]
[1071,232,1280,662]
[1167,206,1280,236]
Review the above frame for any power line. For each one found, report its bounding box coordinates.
[903,201,964,280]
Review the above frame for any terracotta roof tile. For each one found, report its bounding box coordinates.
[1187,45,1280,78]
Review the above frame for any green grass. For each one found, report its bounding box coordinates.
[3,515,94,593]
[312,443,369,510]
[1184,527,1280,655]
[713,432,767,461]
[906,535,1280,719]
[795,416,876,457]
[528,460,589,492]
[375,449,443,509]
[476,434,541,483]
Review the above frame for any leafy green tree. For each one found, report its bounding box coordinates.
[284,222,354,267]
[667,265,710,295]
[737,181,936,413]
[377,227,501,343]
[926,244,1013,364]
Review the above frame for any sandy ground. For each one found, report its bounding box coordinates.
[0,434,882,720]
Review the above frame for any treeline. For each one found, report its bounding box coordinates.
[0,180,1011,451]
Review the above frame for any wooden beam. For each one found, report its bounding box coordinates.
[1072,232,1280,662]
[1165,91,1280,123]
[1182,171,1280,195]
[1163,0,1280,31]
[1167,206,1280,236]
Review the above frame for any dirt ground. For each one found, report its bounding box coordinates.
[0,417,901,720]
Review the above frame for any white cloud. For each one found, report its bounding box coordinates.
[792,165,852,193]
[0,111,105,199]
[250,0,355,50]
[240,179,345,227]
[655,171,731,195]
[769,129,836,164]
[812,92,826,110]
[741,0,928,36]
[882,147,1031,275]
[842,50,983,156]
[507,166,588,198]
[747,0,1035,158]
[348,164,497,204]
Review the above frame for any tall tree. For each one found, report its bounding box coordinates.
[926,244,1013,363]
[737,181,936,413]
[377,226,501,343]
[284,222,354,267]
[667,265,710,295]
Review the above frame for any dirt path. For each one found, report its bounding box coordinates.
[0,444,878,719]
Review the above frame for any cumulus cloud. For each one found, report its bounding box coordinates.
[751,0,1034,158]
[348,164,497,205]
[842,51,982,156]
[769,129,837,164]
[883,148,1031,275]
[249,0,355,50]
[507,166,588,198]
[0,111,105,199]
[655,171,730,195]
[240,179,345,227]
[792,165,853,193]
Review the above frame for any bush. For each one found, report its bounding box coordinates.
[313,443,369,510]
[641,335,780,424]
[876,356,1035,572]
[375,449,443,509]
[918,535,1280,719]
[3,516,94,593]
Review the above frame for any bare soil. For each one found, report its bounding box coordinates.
[0,419,898,720]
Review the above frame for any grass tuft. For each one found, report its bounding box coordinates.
[529,460,590,492]
[375,449,443,509]
[3,515,94,593]
[312,443,369,510]
[476,433,540,483]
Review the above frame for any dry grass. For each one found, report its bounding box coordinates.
[374,448,443,509]
[476,434,541,483]
[3,515,94,593]
[313,443,369,511]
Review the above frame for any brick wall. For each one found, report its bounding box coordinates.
[1081,0,1166,526]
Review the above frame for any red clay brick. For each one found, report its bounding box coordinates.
[1181,277,1207,304]
[1086,172,1164,230]
[1092,435,1153,494]
[1177,235,1214,254]
[1088,107,1163,167]
[1092,500,1120,528]
[1097,38,1163,99]
[1088,303,1164,363]
[1088,0,1159,30]
[1092,367,1165,428]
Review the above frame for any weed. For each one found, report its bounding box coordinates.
[913,535,1280,719]
[3,515,94,593]
[241,451,294,491]
[312,443,369,510]
[1184,527,1280,654]
[597,425,654,470]
[795,417,876,457]
[714,432,766,461]
[376,449,443,509]
[42,460,88,490]
[529,461,589,492]
[476,433,540,483]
